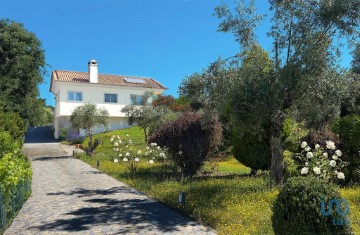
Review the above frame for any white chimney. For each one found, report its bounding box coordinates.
[88,59,98,83]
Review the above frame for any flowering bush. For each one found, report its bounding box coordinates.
[110,134,167,175]
[293,140,349,183]
[66,129,83,144]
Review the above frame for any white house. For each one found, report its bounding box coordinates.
[50,60,166,139]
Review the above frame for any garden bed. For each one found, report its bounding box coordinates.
[78,127,360,234]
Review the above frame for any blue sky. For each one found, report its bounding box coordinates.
[0,0,353,107]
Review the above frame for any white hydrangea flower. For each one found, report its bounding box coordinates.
[146,147,150,150]
[335,150,342,157]
[125,152,130,157]
[337,172,345,180]
[134,157,139,162]
[149,159,154,164]
[306,152,314,158]
[305,146,311,152]
[332,155,338,160]
[126,134,129,137]
[179,151,183,155]
[123,158,129,162]
[119,140,122,144]
[137,150,142,155]
[114,142,119,146]
[114,159,119,163]
[125,145,129,148]
[326,140,336,150]
[145,152,149,156]
[313,167,321,175]
[305,162,309,166]
[301,167,309,175]
[323,152,328,158]
[301,141,308,149]
[315,144,320,149]
[117,135,121,139]
[110,137,114,143]
[157,146,161,150]
[330,160,337,167]
[119,154,123,157]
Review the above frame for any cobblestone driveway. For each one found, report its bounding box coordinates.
[5,143,215,235]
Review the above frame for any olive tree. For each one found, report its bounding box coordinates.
[219,0,360,184]
[70,104,109,154]
[181,0,360,184]
[122,91,177,142]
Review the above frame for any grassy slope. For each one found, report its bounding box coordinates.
[78,126,360,235]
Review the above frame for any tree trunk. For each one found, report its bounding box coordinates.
[270,110,285,185]
[143,128,148,143]
[270,131,283,185]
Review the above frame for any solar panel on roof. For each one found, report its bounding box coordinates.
[124,77,146,84]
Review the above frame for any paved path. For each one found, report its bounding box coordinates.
[5,143,215,235]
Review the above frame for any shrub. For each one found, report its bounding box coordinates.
[231,130,271,172]
[301,125,340,150]
[332,115,360,157]
[0,150,32,231]
[58,128,68,140]
[283,150,297,179]
[272,176,351,235]
[231,118,293,172]
[332,115,360,183]
[149,112,222,178]
[0,131,19,158]
[281,118,293,141]
[0,112,26,144]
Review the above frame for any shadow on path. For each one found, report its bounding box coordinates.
[31,156,73,161]
[34,187,199,233]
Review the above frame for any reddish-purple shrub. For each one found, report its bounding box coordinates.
[149,112,222,178]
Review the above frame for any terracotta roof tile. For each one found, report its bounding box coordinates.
[51,70,166,90]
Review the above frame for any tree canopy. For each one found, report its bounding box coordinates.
[70,104,109,152]
[352,43,360,74]
[180,0,360,184]
[0,19,46,126]
[122,91,178,142]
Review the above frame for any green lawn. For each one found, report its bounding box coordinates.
[78,127,360,235]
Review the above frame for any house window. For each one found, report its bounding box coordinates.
[105,94,117,103]
[68,91,83,101]
[130,94,143,105]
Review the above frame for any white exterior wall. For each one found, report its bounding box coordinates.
[53,82,163,117]
[52,81,164,138]
[55,116,131,138]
